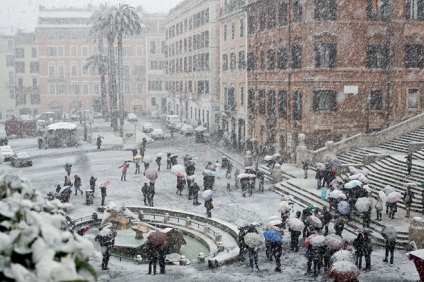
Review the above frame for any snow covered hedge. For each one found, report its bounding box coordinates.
[0,173,95,282]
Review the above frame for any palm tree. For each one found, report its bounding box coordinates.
[115,4,142,136]
[89,4,119,130]
[83,52,108,120]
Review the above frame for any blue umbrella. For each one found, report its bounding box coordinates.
[209,171,219,177]
[337,201,350,215]
[263,230,283,242]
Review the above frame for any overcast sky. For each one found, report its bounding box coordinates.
[0,0,184,33]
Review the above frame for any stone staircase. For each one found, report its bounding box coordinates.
[337,148,379,165]
[378,127,424,154]
[274,181,409,248]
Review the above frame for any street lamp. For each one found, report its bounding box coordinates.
[366,95,371,134]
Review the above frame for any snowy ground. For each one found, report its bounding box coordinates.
[0,120,420,282]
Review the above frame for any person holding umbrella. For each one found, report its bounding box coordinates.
[334,215,345,237]
[321,206,332,236]
[264,229,283,272]
[244,232,262,271]
[202,189,213,218]
[147,182,155,207]
[100,182,109,206]
[95,224,117,270]
[403,185,415,218]
[146,242,159,275]
[89,176,97,197]
[352,233,365,269]
[176,174,186,195]
[382,226,397,265]
[119,161,129,181]
[192,182,201,205]
[363,231,373,271]
[156,155,162,171]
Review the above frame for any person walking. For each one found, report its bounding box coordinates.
[156,156,162,171]
[388,202,397,219]
[157,243,166,274]
[119,161,129,181]
[257,170,265,193]
[289,227,301,252]
[363,206,372,228]
[321,206,333,235]
[141,182,149,206]
[375,195,384,221]
[204,198,213,218]
[334,215,345,237]
[176,175,185,196]
[247,245,260,271]
[64,175,73,188]
[270,240,283,272]
[37,137,43,149]
[147,182,155,207]
[89,176,97,196]
[96,136,102,150]
[146,242,158,275]
[315,167,323,190]
[353,233,365,269]
[134,159,141,174]
[64,163,72,177]
[403,185,415,218]
[383,235,396,265]
[234,167,240,189]
[139,146,146,158]
[166,153,172,169]
[363,232,373,271]
[302,161,309,179]
[405,153,413,176]
[95,225,116,271]
[131,148,138,157]
[100,185,107,206]
[73,175,83,196]
[192,182,201,205]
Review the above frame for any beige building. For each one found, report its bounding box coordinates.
[0,30,16,120]
[165,0,221,132]
[15,31,40,116]
[219,0,248,150]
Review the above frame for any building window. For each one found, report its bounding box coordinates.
[294,0,303,22]
[6,55,14,67]
[408,89,419,108]
[9,90,15,99]
[48,65,55,79]
[70,46,77,56]
[278,90,287,118]
[58,65,65,79]
[240,18,244,37]
[370,90,383,110]
[260,50,265,70]
[224,25,227,41]
[57,46,64,57]
[238,50,245,69]
[240,86,245,106]
[82,46,88,57]
[15,62,25,73]
[247,52,255,71]
[248,15,255,34]
[124,83,130,94]
[230,52,236,70]
[259,10,266,31]
[315,43,337,68]
[315,0,337,20]
[292,45,302,69]
[366,44,389,68]
[267,49,275,70]
[30,62,39,73]
[222,54,228,71]
[278,3,288,26]
[49,84,56,95]
[15,48,24,58]
[151,97,157,106]
[47,47,57,57]
[268,5,276,28]
[248,89,255,115]
[94,83,100,95]
[150,40,156,54]
[277,47,288,69]
[32,48,37,58]
[231,22,235,39]
[367,0,391,21]
[405,44,423,68]
[313,90,337,111]
[406,0,424,20]
[8,71,14,85]
[71,63,78,76]
[82,83,89,95]
[259,89,266,115]
[70,83,80,95]
[293,90,302,120]
[32,78,37,87]
[57,84,65,95]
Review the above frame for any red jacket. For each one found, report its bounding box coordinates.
[119,162,129,173]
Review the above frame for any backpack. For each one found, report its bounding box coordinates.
[404,194,411,204]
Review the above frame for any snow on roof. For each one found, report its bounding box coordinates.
[47,122,77,131]
[38,10,93,19]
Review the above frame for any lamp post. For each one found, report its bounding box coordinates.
[83,113,87,141]
[366,95,371,134]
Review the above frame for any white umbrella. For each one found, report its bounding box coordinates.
[378,191,387,202]
[186,175,196,181]
[156,153,163,157]
[307,216,322,228]
[171,164,185,174]
[278,201,290,213]
[386,191,402,203]
[264,155,274,161]
[237,173,256,179]
[194,125,207,132]
[201,189,213,201]
[348,166,358,174]
[355,197,371,213]
[143,156,152,163]
[329,190,347,200]
[286,218,305,232]
[358,175,369,184]
[310,235,326,247]
[331,250,355,264]
[244,232,263,248]
[348,173,363,180]
[357,168,370,175]
[267,219,282,227]
[315,162,326,170]
[363,185,371,193]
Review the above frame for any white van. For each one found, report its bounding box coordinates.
[165,115,182,128]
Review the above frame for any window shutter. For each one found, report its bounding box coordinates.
[331,91,337,110]
[330,44,337,68]
[405,0,411,19]
[315,45,321,68]
[313,91,319,111]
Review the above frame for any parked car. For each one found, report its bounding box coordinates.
[0,146,14,161]
[151,128,165,140]
[10,152,32,167]
[142,122,153,133]
[174,123,186,132]
[127,113,138,122]
[180,124,195,136]
[93,112,103,119]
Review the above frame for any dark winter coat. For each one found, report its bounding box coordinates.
[100,186,107,197]
[353,236,365,255]
[321,211,333,225]
[404,189,415,204]
[334,218,345,232]
[89,177,97,187]
[301,209,313,223]
[177,176,186,190]
[141,183,149,195]
[155,157,162,166]
[363,236,373,255]
[192,183,200,198]
[204,199,213,209]
[74,176,82,187]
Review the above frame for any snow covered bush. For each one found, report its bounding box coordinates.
[0,173,95,282]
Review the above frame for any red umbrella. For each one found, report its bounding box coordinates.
[147,231,167,246]
[325,234,344,251]
[328,261,360,282]
[100,180,110,187]
[304,233,318,247]
[144,169,158,182]
[176,172,186,177]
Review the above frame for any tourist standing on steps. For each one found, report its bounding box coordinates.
[315,167,323,190]
[141,182,149,205]
[119,161,129,181]
[353,233,365,269]
[403,185,415,218]
[321,206,332,235]
[375,195,384,221]
[406,153,413,176]
[363,231,373,271]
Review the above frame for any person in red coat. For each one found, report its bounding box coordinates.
[119,161,129,181]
